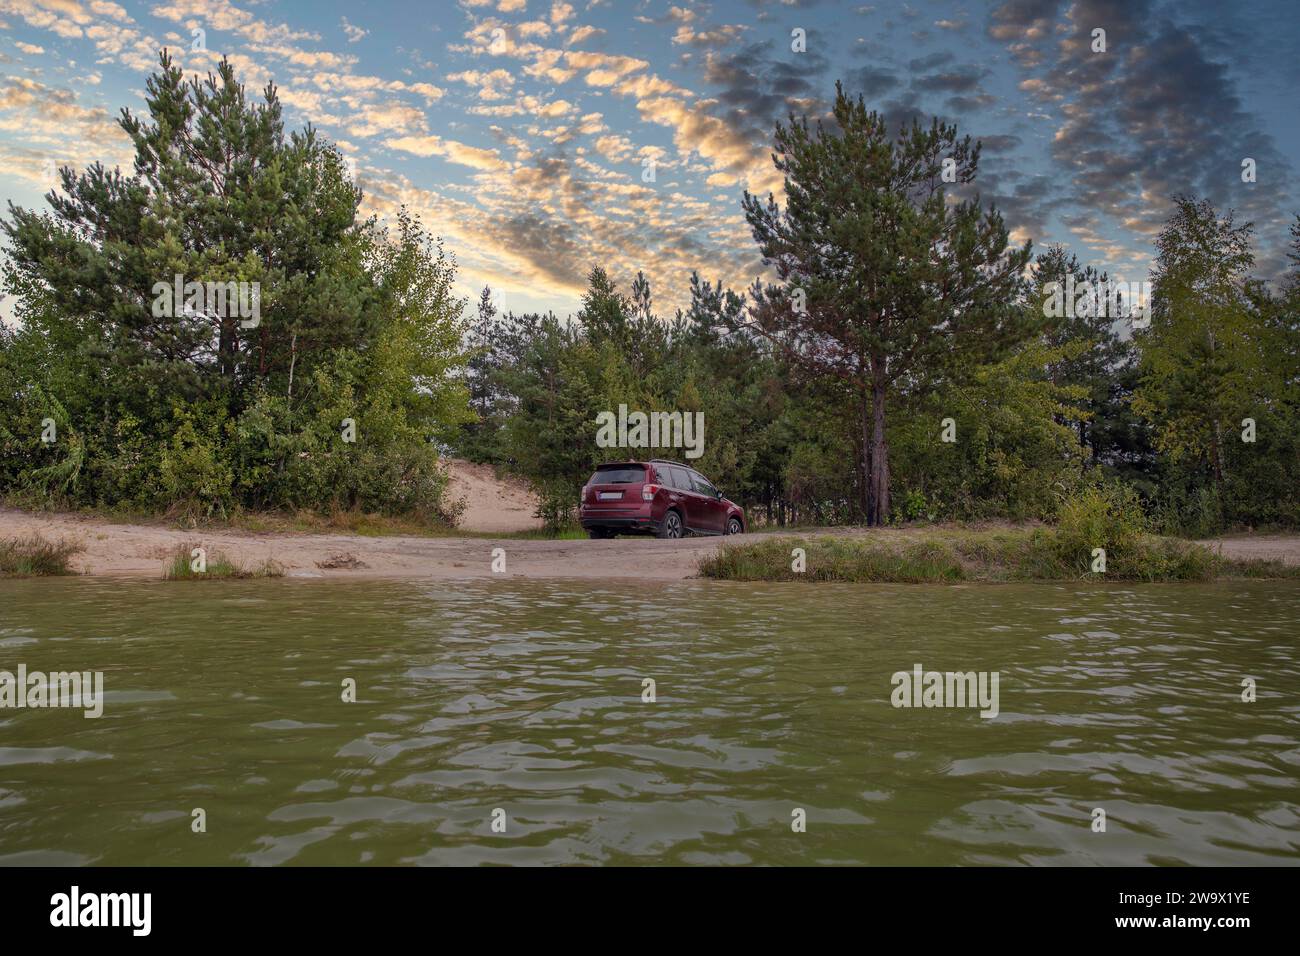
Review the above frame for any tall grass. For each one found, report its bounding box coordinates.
[0,534,83,576]
[699,528,1293,583]
[163,542,284,580]
[700,536,966,583]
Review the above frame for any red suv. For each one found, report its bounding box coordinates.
[580,459,745,539]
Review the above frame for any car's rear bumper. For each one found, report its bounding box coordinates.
[580,501,662,534]
[580,515,661,534]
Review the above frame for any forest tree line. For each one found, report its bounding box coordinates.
[460,205,1300,536]
[1,58,1297,535]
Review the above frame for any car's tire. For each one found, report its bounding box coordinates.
[726,516,743,535]
[587,528,611,539]
[656,510,683,539]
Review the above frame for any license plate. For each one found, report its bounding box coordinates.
[598,491,622,500]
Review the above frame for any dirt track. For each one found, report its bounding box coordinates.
[1192,534,1300,566]
[0,507,725,580]
[2,508,1298,581]
[443,458,543,533]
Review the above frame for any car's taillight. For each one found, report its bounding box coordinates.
[642,484,658,501]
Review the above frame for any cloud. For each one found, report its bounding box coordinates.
[846,65,899,99]
[386,134,511,171]
[672,23,747,47]
[447,68,516,100]
[346,101,427,137]
[636,94,779,195]
[302,70,444,104]
[565,49,648,85]
[912,66,988,94]
[549,1,573,26]
[567,24,603,45]
[907,52,954,71]
[0,74,130,170]
[340,16,367,43]
[988,0,1296,277]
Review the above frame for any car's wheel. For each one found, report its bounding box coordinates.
[587,528,610,539]
[656,510,683,539]
[726,516,743,535]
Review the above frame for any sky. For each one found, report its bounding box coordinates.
[1,0,1298,324]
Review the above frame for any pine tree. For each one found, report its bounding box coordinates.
[576,267,629,349]
[741,82,1034,524]
[630,270,653,323]
[460,285,501,461]
[1032,244,1133,460]
[1,53,471,516]
[4,51,368,405]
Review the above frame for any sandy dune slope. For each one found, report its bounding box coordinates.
[443,458,542,533]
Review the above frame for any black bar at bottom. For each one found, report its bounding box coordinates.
[0,865,1286,943]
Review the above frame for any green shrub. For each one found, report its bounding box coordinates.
[158,411,237,520]
[1053,481,1147,571]
[0,534,83,576]
[533,477,579,534]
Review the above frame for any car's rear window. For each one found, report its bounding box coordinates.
[658,466,688,489]
[589,465,645,484]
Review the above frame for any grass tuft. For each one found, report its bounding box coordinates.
[0,534,84,576]
[163,542,285,580]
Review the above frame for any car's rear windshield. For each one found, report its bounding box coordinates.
[589,465,645,484]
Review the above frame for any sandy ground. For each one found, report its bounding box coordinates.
[1192,534,1300,565]
[443,458,542,533]
[0,510,1296,582]
[0,506,726,580]
[2,469,1297,581]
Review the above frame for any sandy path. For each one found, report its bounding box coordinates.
[443,458,542,533]
[1193,534,1300,566]
[2,509,1297,581]
[0,507,722,580]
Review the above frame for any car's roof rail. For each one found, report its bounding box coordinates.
[649,458,691,468]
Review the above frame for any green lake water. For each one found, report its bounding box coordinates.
[1,577,1297,865]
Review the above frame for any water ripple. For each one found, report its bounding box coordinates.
[0,577,1297,865]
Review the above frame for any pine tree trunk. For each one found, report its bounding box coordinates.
[859,386,872,521]
[868,359,890,526]
[1212,418,1225,489]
